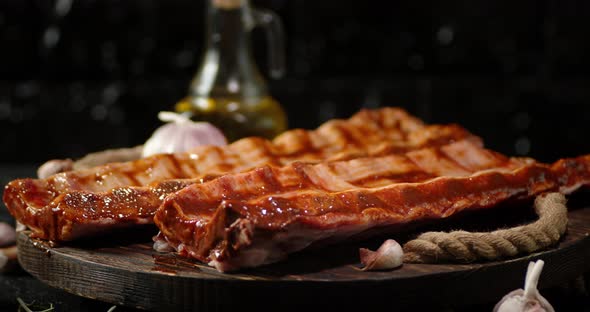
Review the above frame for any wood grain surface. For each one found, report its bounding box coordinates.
[16,194,590,312]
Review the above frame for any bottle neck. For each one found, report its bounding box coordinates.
[191,0,267,100]
[206,1,253,61]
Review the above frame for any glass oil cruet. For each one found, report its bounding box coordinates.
[175,0,287,142]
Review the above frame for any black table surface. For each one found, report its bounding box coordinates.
[0,164,589,312]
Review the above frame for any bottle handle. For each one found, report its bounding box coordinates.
[251,8,286,79]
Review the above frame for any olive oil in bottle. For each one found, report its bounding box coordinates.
[175,96,286,142]
[176,0,287,142]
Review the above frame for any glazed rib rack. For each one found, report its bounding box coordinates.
[155,140,590,272]
[3,108,478,241]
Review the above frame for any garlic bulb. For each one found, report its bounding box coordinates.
[494,260,555,312]
[142,112,227,157]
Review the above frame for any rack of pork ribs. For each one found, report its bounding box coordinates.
[4,107,590,272]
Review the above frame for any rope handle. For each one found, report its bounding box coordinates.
[402,192,568,264]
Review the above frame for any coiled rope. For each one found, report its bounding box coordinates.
[403,192,568,263]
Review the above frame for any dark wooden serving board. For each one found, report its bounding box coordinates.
[17,200,590,311]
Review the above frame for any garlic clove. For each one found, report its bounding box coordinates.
[493,260,555,312]
[359,239,404,271]
[152,232,174,252]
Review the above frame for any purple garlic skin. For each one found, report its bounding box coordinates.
[359,239,403,271]
[143,112,227,157]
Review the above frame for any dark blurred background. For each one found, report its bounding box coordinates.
[2,2,590,310]
[1,0,589,165]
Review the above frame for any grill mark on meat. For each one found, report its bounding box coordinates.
[167,155,185,179]
[122,170,141,186]
[350,170,437,187]
[332,122,361,149]
[435,147,472,173]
